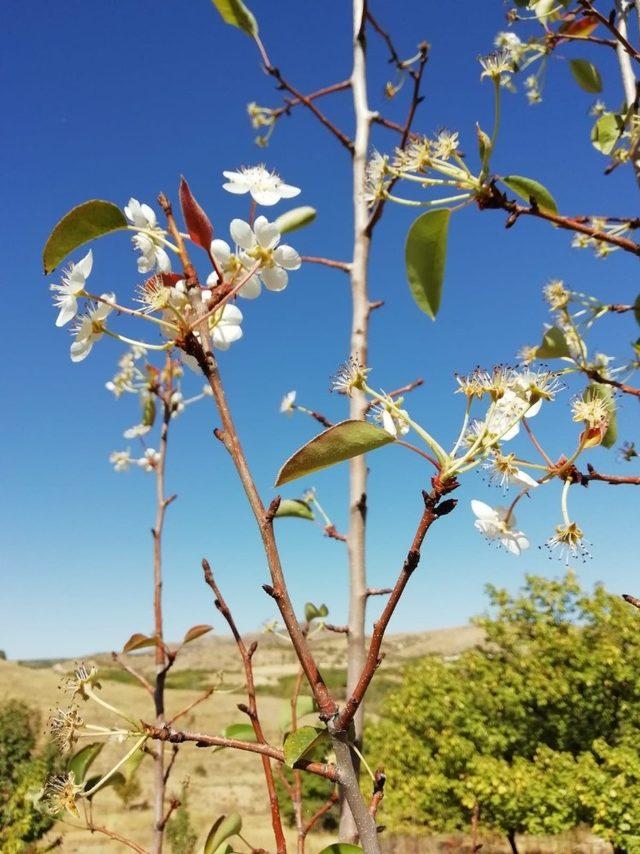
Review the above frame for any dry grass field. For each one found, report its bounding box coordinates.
[2,626,614,852]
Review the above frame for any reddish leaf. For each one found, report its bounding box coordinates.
[123,632,158,653]
[559,13,599,38]
[182,624,213,645]
[179,177,213,250]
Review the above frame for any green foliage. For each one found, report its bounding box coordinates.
[167,783,198,854]
[276,420,394,486]
[569,59,602,94]
[42,200,127,273]
[501,175,558,214]
[0,701,58,851]
[405,209,450,319]
[367,573,640,849]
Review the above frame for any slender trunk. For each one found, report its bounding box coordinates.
[152,402,171,854]
[340,0,373,841]
[507,829,519,854]
[614,0,640,187]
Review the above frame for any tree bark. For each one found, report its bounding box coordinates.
[507,829,519,854]
[340,0,374,841]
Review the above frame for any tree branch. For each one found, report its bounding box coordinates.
[201,559,287,854]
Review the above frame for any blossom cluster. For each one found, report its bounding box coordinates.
[49,165,303,367]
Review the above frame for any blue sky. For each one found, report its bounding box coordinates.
[2,1,638,659]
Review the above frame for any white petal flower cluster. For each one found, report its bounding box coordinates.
[109,448,161,472]
[50,250,93,327]
[373,402,410,438]
[222,165,300,206]
[70,295,115,363]
[208,216,301,297]
[125,198,171,274]
[471,499,530,556]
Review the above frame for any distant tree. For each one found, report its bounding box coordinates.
[367,574,640,853]
[0,700,57,852]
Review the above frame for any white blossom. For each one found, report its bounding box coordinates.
[280,390,297,414]
[226,216,301,295]
[70,295,115,363]
[109,450,133,472]
[125,198,171,274]
[471,499,530,555]
[138,448,161,471]
[483,452,539,492]
[222,165,300,206]
[50,250,93,327]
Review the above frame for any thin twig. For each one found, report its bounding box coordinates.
[202,559,287,853]
[272,79,352,119]
[335,479,458,731]
[301,255,351,272]
[111,652,154,696]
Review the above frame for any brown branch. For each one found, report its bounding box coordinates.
[366,10,404,70]
[584,367,640,397]
[478,182,640,257]
[580,463,640,485]
[272,79,352,119]
[168,686,215,725]
[85,823,148,854]
[623,593,640,609]
[303,789,340,834]
[202,559,287,854]
[158,798,180,832]
[368,768,386,819]
[366,587,393,598]
[368,41,429,235]
[254,37,354,153]
[143,724,338,781]
[364,378,424,412]
[335,479,458,731]
[301,255,351,273]
[325,523,348,542]
[577,0,640,62]
[163,745,179,786]
[111,652,154,696]
[161,199,337,723]
[325,623,349,634]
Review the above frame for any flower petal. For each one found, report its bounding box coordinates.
[230,219,256,251]
[254,217,280,249]
[251,188,281,206]
[471,499,495,521]
[238,274,262,299]
[274,244,301,270]
[261,266,288,292]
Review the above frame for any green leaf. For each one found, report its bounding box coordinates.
[43,200,127,274]
[182,624,213,645]
[222,723,257,742]
[634,294,640,326]
[67,742,103,784]
[118,745,146,783]
[304,602,329,622]
[210,0,258,36]
[279,695,317,732]
[591,112,625,155]
[502,175,558,213]
[405,209,450,319]
[122,632,158,653]
[276,420,394,486]
[83,771,126,800]
[274,206,317,234]
[317,846,364,854]
[535,326,571,359]
[570,59,602,93]
[587,383,617,448]
[283,726,327,768]
[142,395,156,429]
[275,499,315,521]
[204,813,243,854]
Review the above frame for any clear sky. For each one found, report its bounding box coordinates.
[2,1,638,659]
